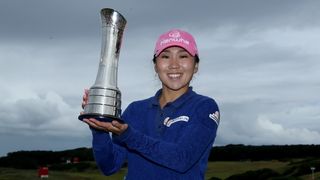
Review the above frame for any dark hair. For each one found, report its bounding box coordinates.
[152,54,200,64]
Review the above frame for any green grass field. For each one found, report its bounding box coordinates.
[205,160,289,179]
[0,160,319,180]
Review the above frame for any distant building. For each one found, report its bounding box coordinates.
[38,166,49,178]
[73,157,80,163]
[66,159,71,164]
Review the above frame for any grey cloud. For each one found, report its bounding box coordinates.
[2,0,318,40]
[0,91,87,137]
[215,101,320,145]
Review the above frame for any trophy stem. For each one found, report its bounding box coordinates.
[79,8,126,122]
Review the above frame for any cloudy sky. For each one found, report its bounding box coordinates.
[1,0,319,156]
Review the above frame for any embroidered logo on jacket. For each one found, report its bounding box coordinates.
[209,111,220,126]
[163,116,189,127]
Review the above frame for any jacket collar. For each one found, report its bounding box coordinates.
[150,87,195,109]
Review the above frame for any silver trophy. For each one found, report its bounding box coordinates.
[78,8,126,122]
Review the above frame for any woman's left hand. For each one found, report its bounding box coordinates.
[83,118,128,135]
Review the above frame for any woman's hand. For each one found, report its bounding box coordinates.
[81,89,89,110]
[80,89,89,116]
[83,118,128,135]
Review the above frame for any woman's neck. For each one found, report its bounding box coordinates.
[159,86,189,108]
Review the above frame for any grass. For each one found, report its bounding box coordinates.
[205,160,289,179]
[0,167,125,180]
[300,172,320,180]
[0,160,319,180]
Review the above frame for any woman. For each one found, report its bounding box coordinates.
[82,29,220,179]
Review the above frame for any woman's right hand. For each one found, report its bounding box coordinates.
[81,89,89,110]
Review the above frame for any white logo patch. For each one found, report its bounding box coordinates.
[209,111,220,125]
[163,116,189,127]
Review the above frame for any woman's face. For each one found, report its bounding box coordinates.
[154,46,198,93]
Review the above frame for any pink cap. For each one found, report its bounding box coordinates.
[154,29,198,57]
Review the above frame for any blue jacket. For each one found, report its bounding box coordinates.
[91,87,220,180]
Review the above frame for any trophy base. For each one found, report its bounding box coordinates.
[78,114,124,124]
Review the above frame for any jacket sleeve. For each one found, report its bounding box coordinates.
[116,98,219,173]
[91,129,127,175]
[91,101,138,175]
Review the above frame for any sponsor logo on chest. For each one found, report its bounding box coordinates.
[163,116,189,127]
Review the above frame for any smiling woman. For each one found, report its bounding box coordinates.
[82,29,220,179]
[154,46,199,107]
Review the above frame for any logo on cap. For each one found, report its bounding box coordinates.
[160,32,190,46]
[154,29,198,57]
[168,31,181,38]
